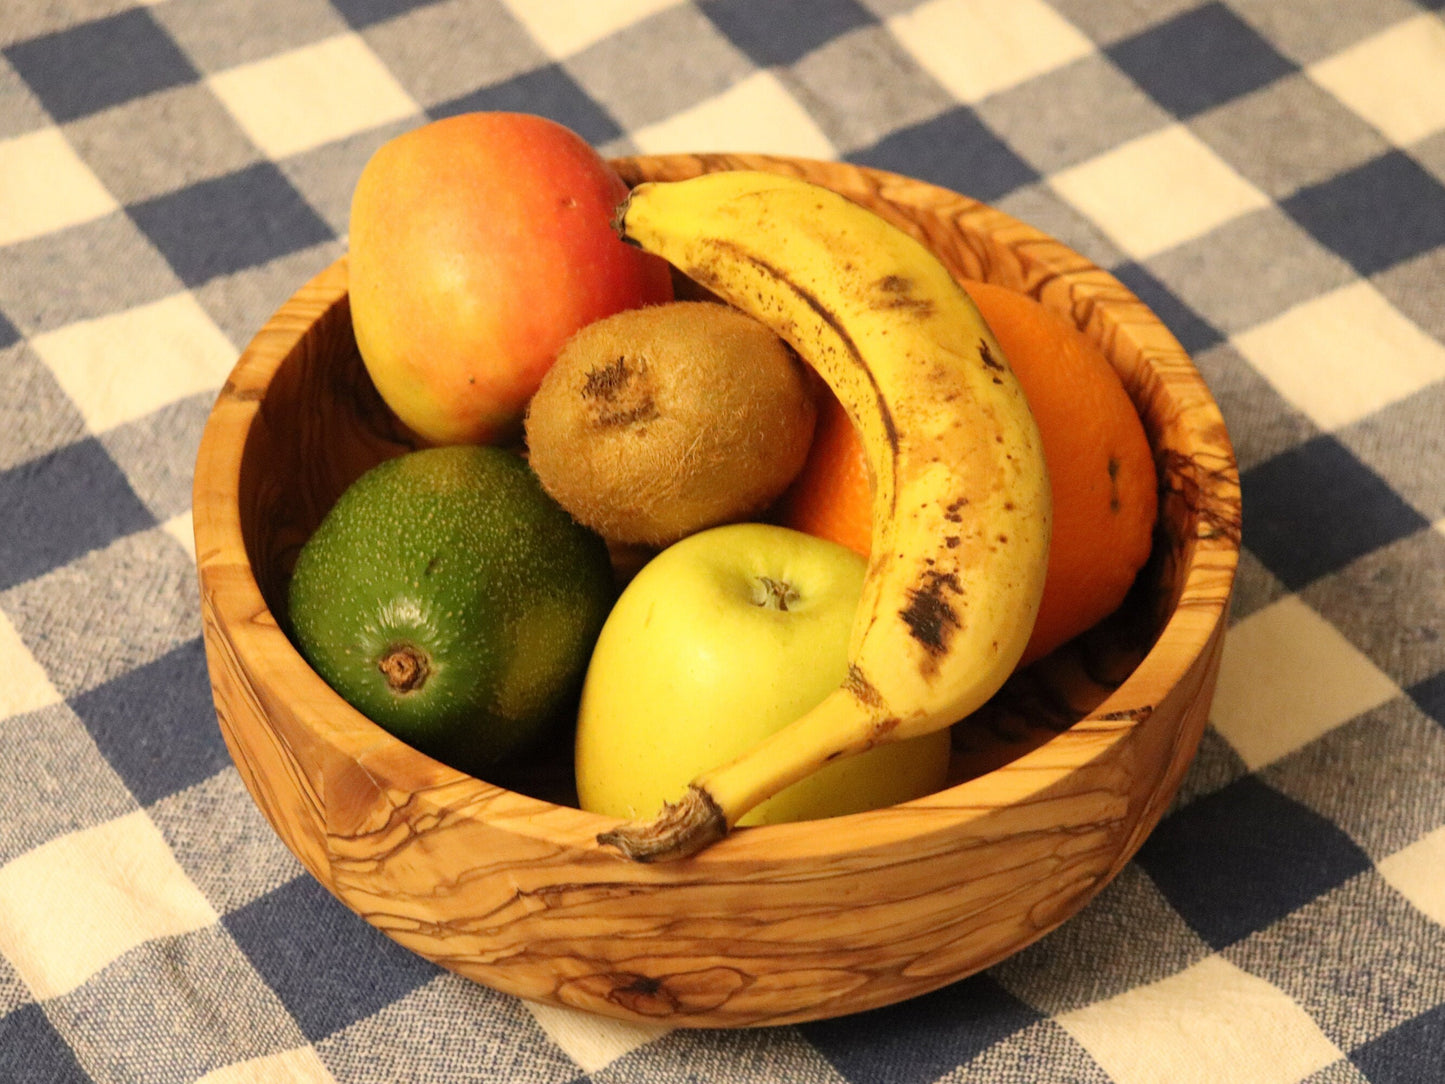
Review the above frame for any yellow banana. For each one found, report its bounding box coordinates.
[597,170,1051,861]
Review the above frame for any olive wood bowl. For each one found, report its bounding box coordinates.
[193,154,1241,1028]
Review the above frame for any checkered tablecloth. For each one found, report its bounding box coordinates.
[2,0,1443,1080]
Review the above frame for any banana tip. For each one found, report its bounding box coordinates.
[611,188,638,244]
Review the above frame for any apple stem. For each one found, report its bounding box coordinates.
[597,785,727,862]
[753,576,798,611]
[379,643,429,693]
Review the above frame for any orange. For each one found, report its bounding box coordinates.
[773,388,874,558]
[774,280,1157,667]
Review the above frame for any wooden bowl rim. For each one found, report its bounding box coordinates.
[194,153,1240,869]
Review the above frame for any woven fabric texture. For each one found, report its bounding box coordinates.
[1,1,1443,1081]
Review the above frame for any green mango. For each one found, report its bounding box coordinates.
[287,444,615,775]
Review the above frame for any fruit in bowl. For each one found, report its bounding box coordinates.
[286,444,615,777]
[575,522,952,826]
[525,301,818,548]
[587,169,1053,860]
[776,279,1159,669]
[193,142,1240,1027]
[348,111,674,446]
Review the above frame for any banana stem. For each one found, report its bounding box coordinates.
[596,786,725,862]
[597,687,890,862]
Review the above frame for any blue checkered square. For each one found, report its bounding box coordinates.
[433,65,624,147]
[1408,671,1445,729]
[3,9,199,123]
[69,639,229,807]
[0,439,156,592]
[0,1003,91,1084]
[331,0,445,31]
[1351,1002,1445,1084]
[801,974,1045,1084]
[1136,776,1373,949]
[224,875,443,1043]
[848,108,1039,204]
[1283,152,1445,277]
[1105,2,1296,119]
[702,0,877,68]
[1241,436,1431,591]
[127,163,336,287]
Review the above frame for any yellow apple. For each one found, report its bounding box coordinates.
[575,523,951,826]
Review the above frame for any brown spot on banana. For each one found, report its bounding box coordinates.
[869,714,902,741]
[871,274,935,317]
[698,239,901,458]
[822,712,901,761]
[842,662,887,711]
[943,497,968,523]
[898,567,965,668]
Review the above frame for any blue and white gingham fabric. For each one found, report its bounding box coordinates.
[2,1,1443,1081]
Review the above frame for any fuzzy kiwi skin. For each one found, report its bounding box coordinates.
[524,301,818,547]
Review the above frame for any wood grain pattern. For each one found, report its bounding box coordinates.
[193,155,1241,1027]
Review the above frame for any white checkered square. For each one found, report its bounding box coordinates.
[630,71,836,159]
[163,510,197,561]
[149,769,307,918]
[0,810,218,998]
[889,0,1095,104]
[525,1001,671,1073]
[1309,13,1445,147]
[1378,824,1445,927]
[1057,955,1343,1084]
[0,608,61,719]
[29,293,237,435]
[1049,124,1272,259]
[315,973,583,1082]
[194,1048,338,1084]
[208,33,420,160]
[0,127,119,247]
[501,0,683,58]
[1231,281,1445,431]
[1209,596,1400,771]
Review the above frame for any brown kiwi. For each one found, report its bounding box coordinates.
[524,301,817,547]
